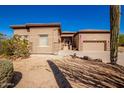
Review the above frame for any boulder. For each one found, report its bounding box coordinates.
[80,56,102,62]
[81,56,92,61]
[93,58,103,62]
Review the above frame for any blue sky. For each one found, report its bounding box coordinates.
[0,5,124,37]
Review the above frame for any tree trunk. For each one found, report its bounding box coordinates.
[110,5,121,65]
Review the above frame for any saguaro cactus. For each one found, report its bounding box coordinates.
[110,5,121,65]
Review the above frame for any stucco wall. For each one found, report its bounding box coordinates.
[74,34,80,50]
[79,33,110,51]
[13,27,61,54]
[52,27,61,53]
[14,29,28,35]
[61,33,74,37]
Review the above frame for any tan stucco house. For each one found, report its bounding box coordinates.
[11,23,110,54]
[73,30,110,51]
[11,23,61,54]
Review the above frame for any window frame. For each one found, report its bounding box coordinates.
[38,34,49,47]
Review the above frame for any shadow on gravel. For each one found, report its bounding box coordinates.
[47,60,72,88]
[9,71,22,88]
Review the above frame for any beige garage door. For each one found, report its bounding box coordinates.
[83,41,106,51]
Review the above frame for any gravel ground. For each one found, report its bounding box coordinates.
[58,50,124,66]
[11,51,124,88]
[52,56,124,88]
[12,55,63,88]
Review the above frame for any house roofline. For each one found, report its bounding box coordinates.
[10,23,61,29]
[10,25,26,29]
[10,24,110,37]
[79,31,110,33]
[74,30,110,37]
[61,32,76,34]
[10,23,61,34]
[26,23,61,27]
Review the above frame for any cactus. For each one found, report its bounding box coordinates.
[0,60,14,88]
[110,5,121,65]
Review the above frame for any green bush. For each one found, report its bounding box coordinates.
[0,60,13,88]
[0,35,31,59]
[119,34,124,46]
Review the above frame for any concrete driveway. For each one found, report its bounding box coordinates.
[58,50,124,66]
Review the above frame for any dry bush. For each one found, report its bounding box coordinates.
[0,35,30,59]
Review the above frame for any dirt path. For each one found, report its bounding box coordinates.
[12,55,60,88]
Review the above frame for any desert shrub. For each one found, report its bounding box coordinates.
[0,33,4,55]
[0,60,13,88]
[119,34,124,46]
[0,35,31,59]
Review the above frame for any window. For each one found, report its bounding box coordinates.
[39,35,48,46]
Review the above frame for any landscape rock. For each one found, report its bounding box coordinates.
[80,56,102,62]
[81,56,92,60]
[93,58,103,62]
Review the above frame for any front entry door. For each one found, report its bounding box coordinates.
[62,37,72,50]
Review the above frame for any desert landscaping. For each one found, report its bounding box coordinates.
[1,47,124,88]
[7,51,124,88]
[0,5,124,88]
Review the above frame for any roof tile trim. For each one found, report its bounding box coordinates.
[10,23,61,29]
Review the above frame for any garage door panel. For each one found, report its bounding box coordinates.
[83,41,105,51]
